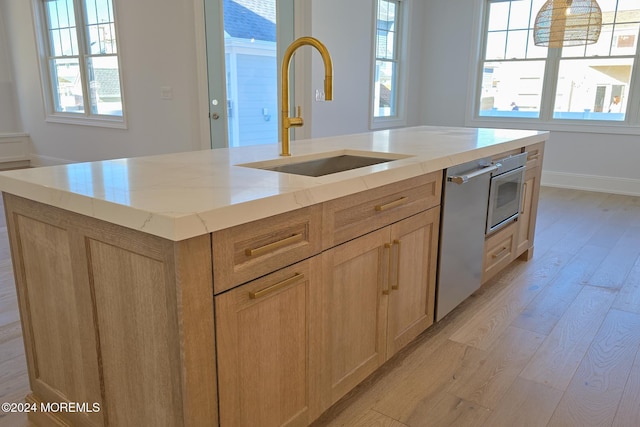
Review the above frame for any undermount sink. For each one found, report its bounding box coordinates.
[239,151,411,177]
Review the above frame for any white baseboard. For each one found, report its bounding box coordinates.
[542,170,640,197]
[0,133,30,164]
[29,153,75,167]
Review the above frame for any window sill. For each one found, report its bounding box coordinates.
[370,116,407,131]
[465,116,640,136]
[46,114,127,130]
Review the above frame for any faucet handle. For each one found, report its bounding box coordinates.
[288,105,304,127]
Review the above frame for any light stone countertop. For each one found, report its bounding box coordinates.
[0,126,549,241]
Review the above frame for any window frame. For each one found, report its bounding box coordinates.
[370,0,409,130]
[33,0,127,128]
[466,0,640,136]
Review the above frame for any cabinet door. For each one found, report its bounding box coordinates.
[320,227,390,407]
[387,208,440,357]
[215,257,322,427]
[515,165,541,259]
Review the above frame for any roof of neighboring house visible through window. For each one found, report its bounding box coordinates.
[223,0,276,42]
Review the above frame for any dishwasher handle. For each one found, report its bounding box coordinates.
[447,163,501,185]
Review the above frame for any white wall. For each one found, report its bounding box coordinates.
[422,0,640,196]
[307,0,425,138]
[0,4,20,133]
[1,0,205,164]
[2,0,639,194]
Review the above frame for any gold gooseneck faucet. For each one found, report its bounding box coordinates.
[280,37,333,156]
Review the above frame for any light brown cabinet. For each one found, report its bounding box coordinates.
[212,172,441,426]
[319,208,440,407]
[515,143,544,260]
[482,220,517,283]
[212,205,322,294]
[482,142,544,283]
[215,257,323,427]
[3,194,218,427]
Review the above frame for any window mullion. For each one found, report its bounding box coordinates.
[625,49,640,125]
[73,0,91,117]
[539,47,561,121]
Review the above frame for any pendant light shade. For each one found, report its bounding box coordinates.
[534,0,602,47]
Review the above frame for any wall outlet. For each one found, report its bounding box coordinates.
[315,89,325,102]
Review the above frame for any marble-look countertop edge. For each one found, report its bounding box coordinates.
[0,127,549,241]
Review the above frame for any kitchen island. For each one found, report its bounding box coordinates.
[0,126,548,426]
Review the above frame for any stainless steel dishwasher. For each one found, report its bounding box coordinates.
[436,157,499,321]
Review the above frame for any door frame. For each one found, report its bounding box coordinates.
[193,0,298,150]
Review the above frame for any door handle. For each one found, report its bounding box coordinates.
[391,239,400,290]
[447,163,500,185]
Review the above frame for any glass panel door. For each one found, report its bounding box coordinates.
[205,0,293,149]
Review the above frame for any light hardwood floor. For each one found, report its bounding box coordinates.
[1,187,640,427]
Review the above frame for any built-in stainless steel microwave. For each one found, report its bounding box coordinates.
[486,152,527,235]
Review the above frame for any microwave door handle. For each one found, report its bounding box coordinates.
[447,163,501,185]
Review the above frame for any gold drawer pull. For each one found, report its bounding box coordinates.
[527,154,540,161]
[375,197,409,212]
[249,273,305,299]
[245,233,304,257]
[492,246,508,259]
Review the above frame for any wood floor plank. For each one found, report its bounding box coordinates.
[0,321,23,345]
[450,249,567,350]
[510,255,586,335]
[533,191,612,257]
[612,344,640,427]
[371,340,470,422]
[447,326,544,409]
[335,409,408,427]
[480,377,563,427]
[585,207,631,250]
[0,412,30,427]
[548,309,640,427]
[519,285,617,391]
[611,258,640,314]
[0,336,26,370]
[402,392,491,427]
[586,226,640,290]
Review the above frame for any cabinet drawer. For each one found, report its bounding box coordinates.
[523,142,544,170]
[212,205,322,293]
[322,171,442,247]
[482,221,516,284]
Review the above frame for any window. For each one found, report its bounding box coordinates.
[372,0,406,127]
[36,0,124,126]
[472,0,640,130]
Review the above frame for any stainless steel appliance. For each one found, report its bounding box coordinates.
[436,157,498,321]
[486,152,528,234]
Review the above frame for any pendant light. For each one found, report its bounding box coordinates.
[534,0,603,47]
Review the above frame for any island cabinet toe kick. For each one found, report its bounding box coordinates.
[1,140,545,427]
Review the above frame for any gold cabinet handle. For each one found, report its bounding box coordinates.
[375,197,409,212]
[492,246,508,259]
[527,153,540,161]
[249,273,305,299]
[391,239,401,290]
[245,233,304,257]
[382,243,392,295]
